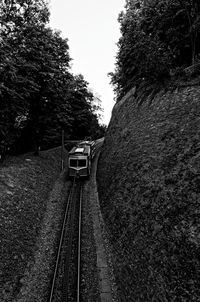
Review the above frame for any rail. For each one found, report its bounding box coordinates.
[49,177,83,301]
[77,185,83,302]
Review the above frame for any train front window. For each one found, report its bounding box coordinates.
[78,159,86,167]
[70,159,77,167]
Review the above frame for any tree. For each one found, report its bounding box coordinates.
[19,26,72,153]
[69,74,94,139]
[0,0,104,157]
[110,0,200,99]
[142,0,200,66]
[0,0,50,155]
[0,0,74,154]
[68,75,105,140]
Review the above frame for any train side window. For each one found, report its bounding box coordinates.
[70,159,77,167]
[78,159,87,167]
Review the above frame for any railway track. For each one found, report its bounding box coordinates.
[49,178,83,302]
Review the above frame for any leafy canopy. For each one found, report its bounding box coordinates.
[110,0,200,99]
[0,0,105,156]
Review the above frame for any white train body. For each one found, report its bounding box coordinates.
[68,141,95,178]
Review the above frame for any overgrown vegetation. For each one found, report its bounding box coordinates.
[0,0,106,158]
[0,147,66,300]
[110,0,200,99]
[97,1,200,300]
[97,87,200,301]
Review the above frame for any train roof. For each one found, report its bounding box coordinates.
[69,145,90,156]
[78,140,95,147]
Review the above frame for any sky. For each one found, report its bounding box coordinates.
[49,0,125,125]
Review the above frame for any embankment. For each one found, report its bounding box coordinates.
[97,83,200,301]
[0,148,67,301]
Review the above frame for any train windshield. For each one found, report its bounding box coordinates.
[70,159,87,168]
[78,159,86,167]
[70,159,78,167]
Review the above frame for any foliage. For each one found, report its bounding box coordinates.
[0,148,62,300]
[97,86,200,300]
[68,75,106,140]
[0,0,104,157]
[110,0,200,99]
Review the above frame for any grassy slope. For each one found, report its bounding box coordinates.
[0,148,62,299]
[97,85,200,301]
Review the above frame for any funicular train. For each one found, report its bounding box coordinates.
[68,140,96,178]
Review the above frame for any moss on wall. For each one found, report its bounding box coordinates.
[97,84,200,301]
